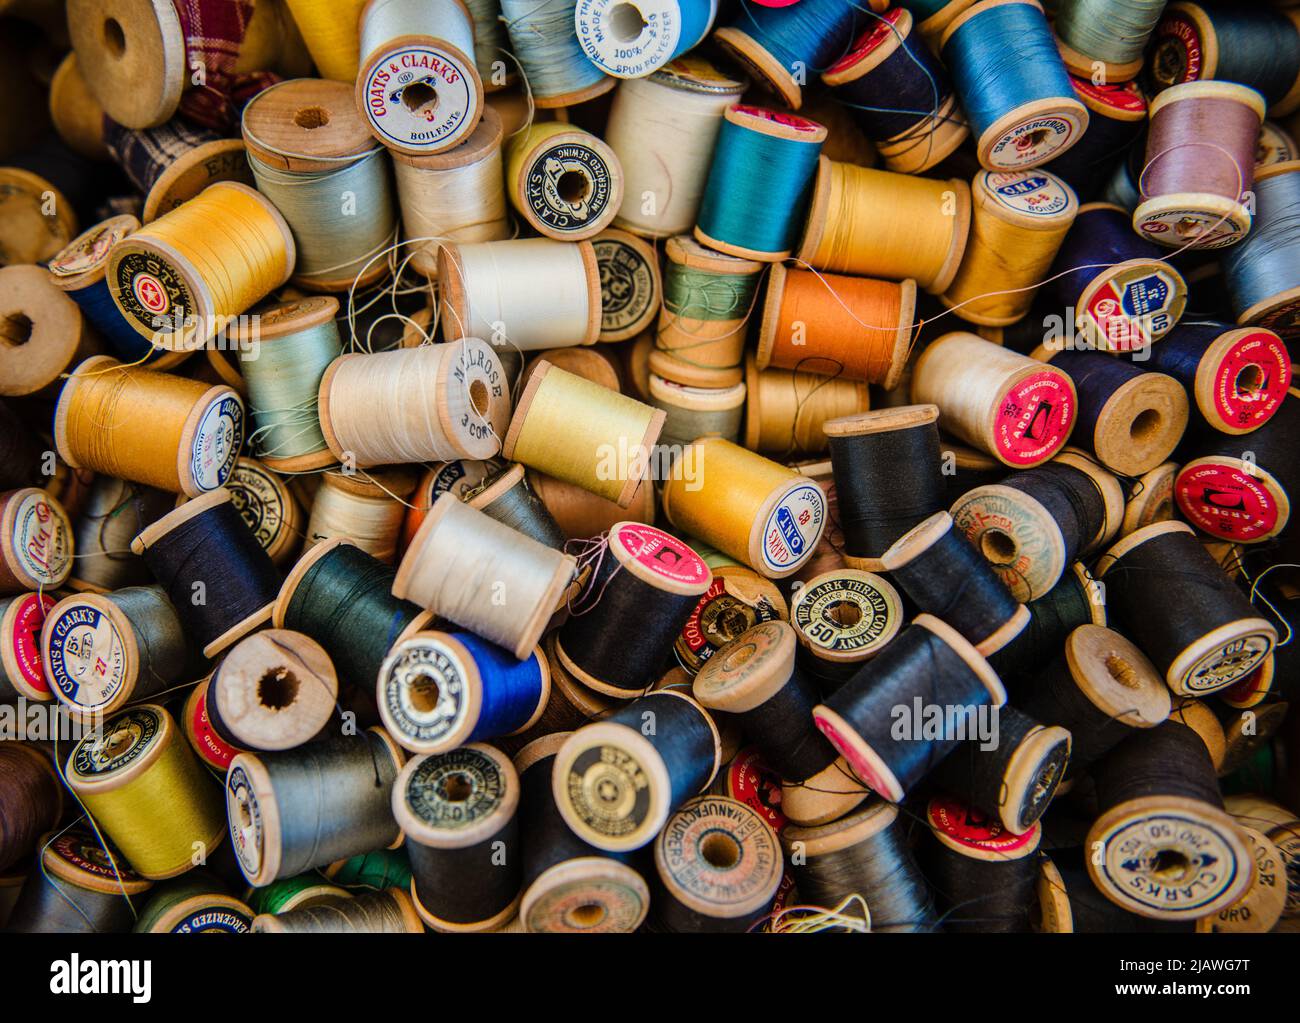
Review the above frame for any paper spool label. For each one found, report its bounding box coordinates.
[1150,11,1203,88]
[724,747,787,833]
[44,600,129,711]
[9,491,71,587]
[1258,122,1300,167]
[656,795,781,905]
[1212,331,1291,430]
[1081,266,1181,351]
[190,684,239,770]
[993,370,1075,466]
[982,171,1073,217]
[564,741,653,839]
[574,0,688,78]
[404,745,508,830]
[379,637,468,747]
[113,250,195,339]
[71,706,161,777]
[928,796,1039,854]
[451,339,507,448]
[1094,811,1244,916]
[50,830,144,882]
[1072,76,1147,114]
[831,7,906,72]
[524,140,615,235]
[989,115,1079,169]
[1175,461,1281,542]
[1181,631,1272,694]
[615,522,710,586]
[168,906,252,934]
[676,575,783,671]
[226,764,265,875]
[525,877,647,933]
[593,234,657,335]
[760,484,825,573]
[189,393,243,492]
[6,592,54,696]
[791,574,897,653]
[49,219,131,278]
[950,489,1056,601]
[227,460,290,556]
[361,45,477,151]
[1136,205,1248,249]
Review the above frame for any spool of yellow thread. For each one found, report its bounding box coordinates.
[64,703,226,880]
[744,353,870,458]
[505,122,624,242]
[284,0,368,82]
[662,437,828,579]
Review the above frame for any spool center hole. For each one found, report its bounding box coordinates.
[557,170,591,205]
[402,82,438,117]
[103,18,126,58]
[469,379,489,417]
[1151,847,1192,882]
[701,832,741,870]
[826,600,862,628]
[565,902,607,928]
[0,313,33,348]
[1023,128,1051,149]
[610,2,647,41]
[237,796,253,830]
[1175,218,1204,239]
[1235,364,1264,398]
[408,672,442,714]
[441,772,472,802]
[980,529,1017,564]
[294,106,330,130]
[257,668,300,710]
[1130,409,1162,444]
[1105,654,1140,690]
[104,729,132,758]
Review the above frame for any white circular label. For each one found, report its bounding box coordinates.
[45,602,128,710]
[226,765,264,876]
[1183,633,1273,693]
[1096,812,1245,916]
[361,45,478,150]
[989,114,1079,168]
[981,170,1073,217]
[574,0,686,78]
[11,491,71,586]
[190,394,243,492]
[760,483,825,572]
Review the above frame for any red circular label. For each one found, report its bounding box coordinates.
[615,523,710,587]
[190,684,239,770]
[1212,332,1291,430]
[731,105,821,132]
[1071,76,1147,114]
[1153,11,1203,86]
[132,272,170,316]
[995,370,1075,466]
[831,8,905,71]
[928,795,1039,852]
[7,592,54,694]
[726,747,788,833]
[813,711,886,796]
[1175,461,1282,541]
[1220,660,1271,708]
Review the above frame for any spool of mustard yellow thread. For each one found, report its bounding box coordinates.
[284,0,368,81]
[744,353,870,458]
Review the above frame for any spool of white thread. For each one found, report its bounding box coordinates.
[305,469,418,564]
[573,0,719,79]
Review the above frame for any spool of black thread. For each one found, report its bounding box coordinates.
[940,439,1008,503]
[466,463,567,550]
[393,743,523,932]
[5,828,150,934]
[824,405,946,571]
[987,562,1105,683]
[880,510,1029,655]
[0,400,42,491]
[1044,855,1204,933]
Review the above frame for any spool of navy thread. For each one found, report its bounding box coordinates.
[1044,77,1147,198]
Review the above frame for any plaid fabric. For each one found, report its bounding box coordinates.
[102,117,224,194]
[173,0,281,131]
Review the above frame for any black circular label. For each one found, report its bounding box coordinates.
[113,250,194,336]
[564,743,652,838]
[524,142,613,233]
[594,236,654,333]
[71,706,161,777]
[405,747,506,830]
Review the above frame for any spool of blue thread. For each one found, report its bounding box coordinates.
[573,0,718,78]
[940,0,1088,170]
[1223,161,1300,335]
[694,105,826,263]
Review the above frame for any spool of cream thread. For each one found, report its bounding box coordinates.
[305,469,418,565]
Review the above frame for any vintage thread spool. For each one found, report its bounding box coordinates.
[318,341,510,468]
[1209,826,1287,933]
[438,238,603,349]
[0,264,95,397]
[234,297,341,472]
[0,745,62,874]
[1224,795,1300,916]
[134,877,255,933]
[655,235,762,370]
[929,704,1070,835]
[552,689,720,851]
[243,874,350,917]
[66,704,226,879]
[183,675,245,774]
[557,524,711,696]
[649,376,746,450]
[787,570,904,690]
[504,361,664,507]
[403,459,501,551]
[225,458,302,568]
[652,794,783,933]
[756,265,914,387]
[356,0,483,155]
[986,563,1106,681]
[304,469,418,565]
[393,743,522,931]
[662,437,827,579]
[1097,521,1277,694]
[911,332,1078,467]
[206,629,338,752]
[1133,81,1265,250]
[940,0,1088,169]
[941,168,1079,325]
[1173,389,1300,543]
[822,8,970,174]
[242,78,397,293]
[812,614,1007,802]
[673,564,788,675]
[500,0,617,108]
[574,0,717,78]
[102,118,255,224]
[745,364,867,461]
[605,58,746,237]
[514,733,649,932]
[41,586,187,719]
[283,0,368,81]
[6,826,150,934]
[1040,856,1207,933]
[922,795,1042,933]
[0,487,72,595]
[694,106,827,262]
[392,107,508,279]
[880,512,1030,654]
[1121,460,1178,534]
[0,592,56,703]
[593,230,661,342]
[1050,203,1189,352]
[782,801,936,932]
[395,494,577,659]
[713,0,862,110]
[1138,322,1290,435]
[707,746,788,836]
[824,405,945,570]
[131,488,282,658]
[1044,77,1148,197]
[378,631,549,754]
[1054,0,1168,82]
[49,52,110,162]
[1150,3,1300,115]
[0,151,84,268]
[227,728,405,886]
[1086,717,1254,921]
[463,463,565,552]
[1223,161,1300,333]
[798,158,969,295]
[275,538,432,690]
[253,888,421,932]
[106,182,295,349]
[1258,122,1299,169]
[506,122,623,242]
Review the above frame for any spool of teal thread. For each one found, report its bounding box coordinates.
[694,105,827,262]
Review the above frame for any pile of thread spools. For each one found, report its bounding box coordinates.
[0,0,1299,936]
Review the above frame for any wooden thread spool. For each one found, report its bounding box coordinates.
[438,238,602,349]
[605,58,747,238]
[41,586,187,719]
[1097,521,1277,695]
[521,346,623,395]
[223,457,303,569]
[593,230,661,342]
[0,165,77,269]
[243,875,352,918]
[744,355,870,459]
[986,561,1106,683]
[911,332,1078,467]
[106,182,295,349]
[498,0,617,109]
[1134,81,1266,250]
[552,690,721,851]
[394,493,577,659]
[655,235,762,370]
[1054,0,1167,82]
[673,565,788,675]
[133,877,255,933]
[393,744,522,932]
[528,469,657,540]
[798,157,970,295]
[1121,461,1178,536]
[182,676,245,774]
[49,52,110,162]
[253,887,421,933]
[0,487,72,594]
[1223,794,1300,917]
[464,463,567,551]
[283,0,368,81]
[941,168,1078,326]
[1086,718,1254,921]
[504,361,664,507]
[1040,857,1211,933]
[305,469,417,565]
[1030,348,1188,476]
[355,0,483,155]
[401,459,501,552]
[572,0,717,78]
[378,631,549,754]
[505,122,623,241]
[662,437,827,579]
[66,704,226,879]
[392,106,508,279]
[0,592,56,703]
[1212,826,1288,933]
[1224,160,1300,332]
[0,745,62,874]
[948,450,1125,602]
[649,376,746,451]
[0,264,94,397]
[6,826,150,934]
[227,728,405,886]
[318,341,510,468]
[788,569,904,685]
